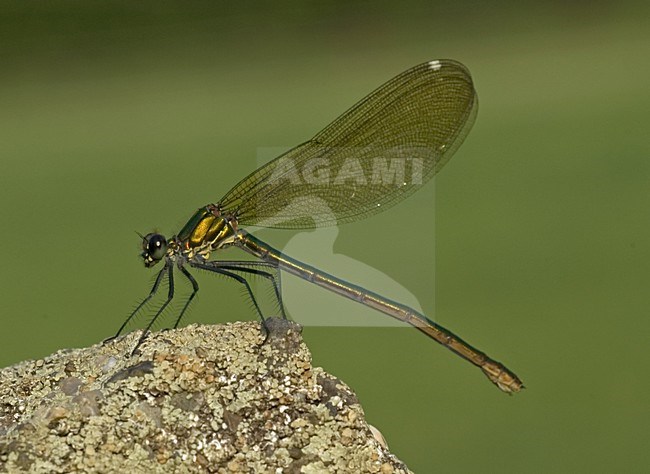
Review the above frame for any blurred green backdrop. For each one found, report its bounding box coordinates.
[1,1,648,472]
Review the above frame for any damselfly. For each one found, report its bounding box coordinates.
[115,60,523,394]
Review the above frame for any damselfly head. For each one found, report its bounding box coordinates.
[140,233,167,267]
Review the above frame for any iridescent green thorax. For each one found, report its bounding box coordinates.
[176,206,238,258]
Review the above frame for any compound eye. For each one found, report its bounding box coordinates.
[144,233,167,261]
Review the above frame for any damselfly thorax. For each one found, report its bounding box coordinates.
[170,204,240,261]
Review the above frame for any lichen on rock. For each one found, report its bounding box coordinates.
[0,318,412,473]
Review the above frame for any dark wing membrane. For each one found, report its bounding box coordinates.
[219,59,477,229]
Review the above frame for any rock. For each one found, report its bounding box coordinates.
[0,318,412,473]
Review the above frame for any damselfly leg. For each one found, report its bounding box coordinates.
[112,258,285,354]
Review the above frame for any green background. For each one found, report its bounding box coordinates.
[1,1,648,472]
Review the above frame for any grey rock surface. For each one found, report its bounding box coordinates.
[0,318,412,473]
